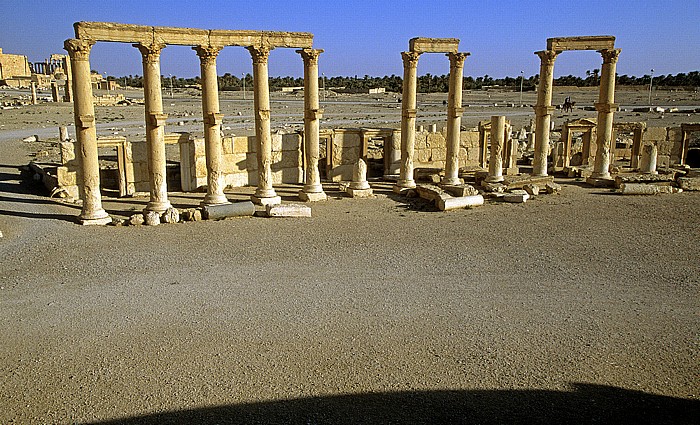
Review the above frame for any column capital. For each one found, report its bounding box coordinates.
[134,42,166,64]
[297,48,324,65]
[64,38,95,61]
[535,49,559,66]
[599,48,621,65]
[401,51,421,68]
[248,45,272,64]
[447,52,470,68]
[193,45,223,65]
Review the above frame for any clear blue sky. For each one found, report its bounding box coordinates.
[1,0,698,79]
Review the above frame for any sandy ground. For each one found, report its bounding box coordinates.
[0,86,699,424]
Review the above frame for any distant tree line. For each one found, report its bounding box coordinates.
[110,71,700,92]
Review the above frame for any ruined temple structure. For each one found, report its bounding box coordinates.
[531,36,620,185]
[64,21,325,224]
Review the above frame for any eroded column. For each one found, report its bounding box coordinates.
[248,45,280,205]
[591,48,621,179]
[442,52,469,185]
[394,51,420,193]
[297,48,327,202]
[485,115,506,182]
[193,45,229,206]
[135,43,171,213]
[532,50,559,176]
[30,82,37,105]
[64,39,111,225]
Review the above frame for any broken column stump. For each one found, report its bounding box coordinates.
[202,201,256,220]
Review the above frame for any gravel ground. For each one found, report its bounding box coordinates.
[0,88,699,424]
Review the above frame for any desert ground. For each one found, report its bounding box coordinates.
[0,84,698,424]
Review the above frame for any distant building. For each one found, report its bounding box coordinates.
[368,87,385,94]
[0,47,32,87]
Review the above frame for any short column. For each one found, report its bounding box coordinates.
[297,48,327,202]
[485,115,506,182]
[638,144,658,174]
[64,39,111,225]
[532,50,559,176]
[591,48,621,179]
[193,45,229,206]
[135,43,172,213]
[393,51,420,193]
[442,52,469,185]
[248,45,280,205]
[51,81,60,102]
[30,82,37,105]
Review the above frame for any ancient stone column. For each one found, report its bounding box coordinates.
[532,50,559,176]
[63,39,111,225]
[135,43,172,213]
[394,51,420,193]
[638,144,658,174]
[63,56,73,102]
[193,45,229,206]
[51,81,60,102]
[591,48,621,179]
[248,45,280,205]
[442,52,469,185]
[485,115,506,182]
[297,48,327,202]
[30,82,37,105]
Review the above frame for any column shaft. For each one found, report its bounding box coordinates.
[532,50,558,176]
[486,115,506,182]
[394,51,420,191]
[30,82,37,105]
[592,48,621,179]
[248,45,278,202]
[194,45,228,205]
[442,52,468,185]
[63,39,110,225]
[297,48,326,201]
[136,43,171,213]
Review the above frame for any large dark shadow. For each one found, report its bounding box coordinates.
[86,383,698,425]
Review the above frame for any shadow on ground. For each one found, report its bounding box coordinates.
[86,383,698,425]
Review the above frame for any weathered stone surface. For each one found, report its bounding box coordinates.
[347,187,374,198]
[677,176,700,191]
[266,203,312,218]
[416,184,451,203]
[129,213,145,226]
[203,202,256,220]
[110,218,126,227]
[144,211,161,226]
[619,183,682,195]
[614,173,675,188]
[523,184,540,197]
[437,195,484,211]
[251,195,282,206]
[299,191,327,202]
[442,184,480,197]
[481,182,506,193]
[161,207,180,224]
[544,182,562,194]
[586,176,615,188]
[503,193,529,203]
[181,208,203,222]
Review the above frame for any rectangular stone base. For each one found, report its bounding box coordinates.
[299,191,327,202]
[382,174,399,182]
[346,188,374,198]
[251,195,282,206]
[78,216,113,225]
[266,203,312,217]
[586,177,615,188]
[437,195,484,211]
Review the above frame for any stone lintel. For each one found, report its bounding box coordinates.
[547,36,615,51]
[74,21,313,49]
[149,113,168,127]
[409,37,460,54]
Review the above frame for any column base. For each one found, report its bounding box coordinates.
[441,177,464,185]
[78,210,112,226]
[346,187,374,198]
[382,173,399,182]
[484,175,504,183]
[394,179,416,190]
[299,191,327,202]
[590,171,611,179]
[530,172,549,178]
[201,193,230,207]
[144,200,172,214]
[251,195,281,206]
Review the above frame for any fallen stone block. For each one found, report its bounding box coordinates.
[416,184,451,203]
[523,184,540,197]
[203,202,256,220]
[586,176,615,188]
[437,195,484,211]
[441,184,480,197]
[161,207,180,224]
[481,182,506,193]
[346,187,373,198]
[614,173,676,188]
[266,203,312,218]
[619,183,682,195]
[144,211,161,226]
[110,218,126,227]
[544,182,562,194]
[129,213,145,226]
[676,176,700,191]
[503,190,530,203]
[181,208,203,222]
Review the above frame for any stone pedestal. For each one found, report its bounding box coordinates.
[194,45,229,206]
[297,48,327,202]
[136,43,172,213]
[638,144,658,174]
[532,50,558,177]
[394,51,420,192]
[347,159,373,197]
[442,52,468,185]
[591,49,621,179]
[64,39,111,225]
[485,115,505,183]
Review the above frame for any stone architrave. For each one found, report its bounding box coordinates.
[297,48,327,202]
[394,51,421,193]
[248,45,281,206]
[485,116,506,182]
[532,50,559,177]
[442,52,469,185]
[64,39,111,225]
[135,42,172,213]
[194,45,229,206]
[591,48,621,179]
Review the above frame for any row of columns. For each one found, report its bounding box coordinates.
[394,51,469,193]
[64,37,326,224]
[532,48,620,178]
